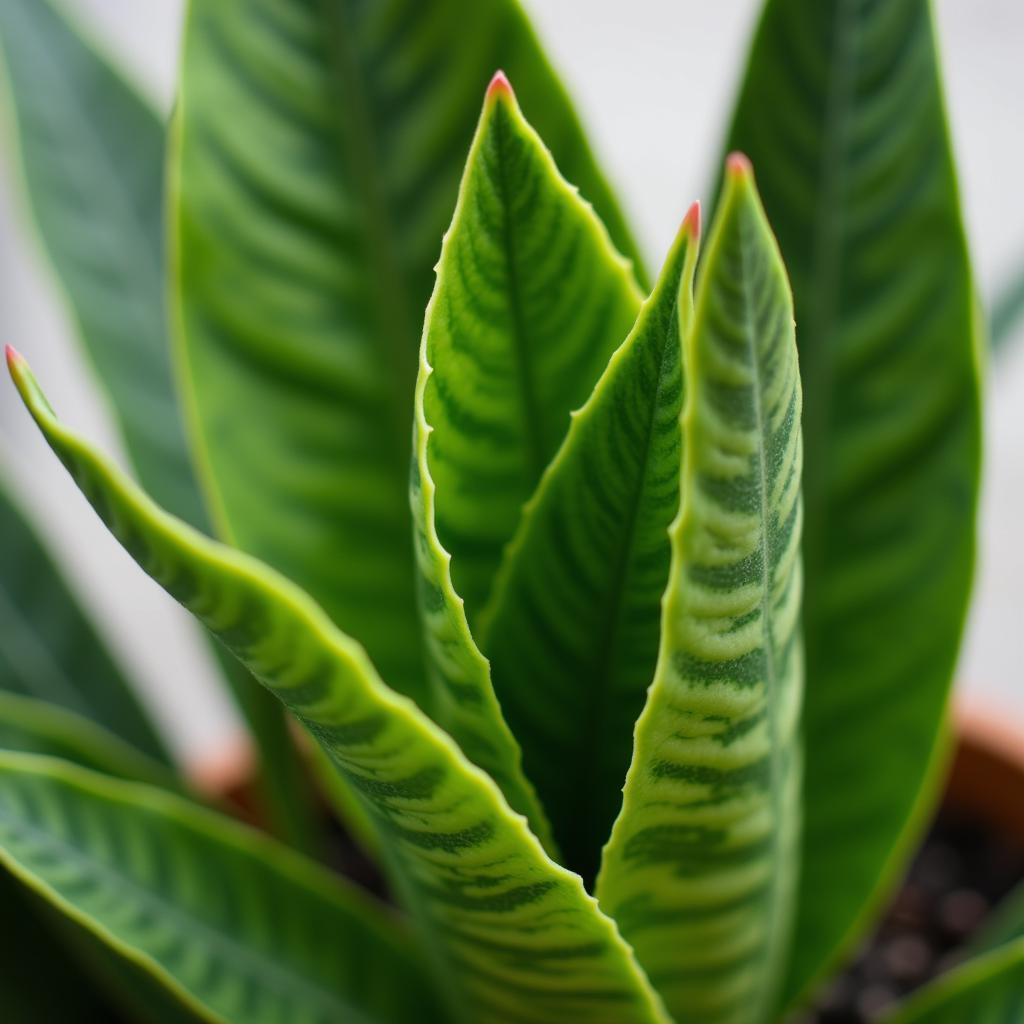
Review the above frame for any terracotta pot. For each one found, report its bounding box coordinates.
[948,697,1024,844]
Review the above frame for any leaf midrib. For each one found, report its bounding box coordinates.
[575,297,682,876]
[318,0,419,457]
[492,106,547,482]
[0,807,364,1020]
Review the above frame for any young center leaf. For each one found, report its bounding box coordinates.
[597,157,803,1024]
[0,752,440,1024]
[172,0,644,710]
[725,0,982,1001]
[474,202,701,884]
[409,74,644,852]
[7,349,669,1024]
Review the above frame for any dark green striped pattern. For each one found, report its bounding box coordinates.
[476,206,700,884]
[884,941,1024,1023]
[420,76,643,628]
[0,753,438,1024]
[0,486,169,763]
[0,0,316,849]
[9,353,669,1024]
[172,0,644,708]
[725,0,981,1003]
[0,0,201,527]
[409,77,644,857]
[597,160,803,1024]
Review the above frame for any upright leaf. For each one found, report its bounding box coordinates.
[0,484,169,762]
[883,941,1024,1023]
[0,0,198,525]
[171,0,644,705]
[724,0,981,1001]
[476,203,700,883]
[408,76,642,851]
[8,349,669,1024]
[417,74,642,627]
[0,0,315,850]
[0,752,440,1024]
[597,157,803,1024]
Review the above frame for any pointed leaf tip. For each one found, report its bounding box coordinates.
[726,152,754,180]
[4,345,24,371]
[681,201,702,240]
[486,69,514,102]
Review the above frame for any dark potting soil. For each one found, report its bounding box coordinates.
[796,807,1024,1023]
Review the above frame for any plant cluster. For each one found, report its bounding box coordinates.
[0,1,1017,1022]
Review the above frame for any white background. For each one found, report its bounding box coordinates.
[0,1,1021,765]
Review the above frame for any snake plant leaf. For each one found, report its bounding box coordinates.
[408,75,643,852]
[0,752,440,1024]
[0,691,177,789]
[0,483,170,763]
[597,156,803,1024]
[724,0,981,1002]
[0,0,316,851]
[475,203,701,884]
[171,0,643,708]
[883,941,1024,1023]
[0,0,200,527]
[8,350,670,1024]
[418,73,643,629]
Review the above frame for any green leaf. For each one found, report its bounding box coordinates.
[408,75,643,855]
[0,483,169,763]
[596,157,803,1024]
[0,870,130,1022]
[724,0,981,1001]
[972,882,1024,956]
[0,690,177,789]
[0,0,199,526]
[883,941,1024,1023]
[8,350,670,1024]
[171,0,644,708]
[415,75,643,630]
[475,202,700,883]
[0,752,440,1024]
[0,0,317,852]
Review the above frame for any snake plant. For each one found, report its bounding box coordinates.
[0,0,1015,1021]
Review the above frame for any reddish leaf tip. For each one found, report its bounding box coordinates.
[726,152,753,180]
[4,344,24,371]
[682,200,702,240]
[486,70,514,101]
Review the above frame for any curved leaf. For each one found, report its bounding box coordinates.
[724,0,981,1001]
[409,75,642,856]
[476,203,700,883]
[8,350,669,1024]
[883,941,1024,1023]
[0,483,169,762]
[0,0,316,851]
[597,157,803,1024]
[0,691,177,789]
[0,752,439,1024]
[171,0,643,706]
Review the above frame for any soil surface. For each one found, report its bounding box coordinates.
[797,808,1024,1022]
